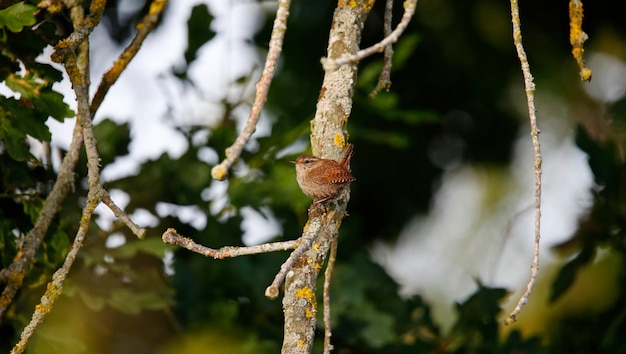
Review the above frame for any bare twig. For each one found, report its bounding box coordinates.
[0,0,96,320]
[505,0,543,325]
[321,0,417,71]
[11,190,99,354]
[7,0,163,346]
[568,0,592,81]
[265,222,320,299]
[50,0,106,64]
[211,0,291,181]
[0,120,83,318]
[162,228,298,259]
[323,236,338,354]
[101,189,147,239]
[281,208,348,354]
[11,2,95,346]
[370,0,395,98]
[90,0,169,115]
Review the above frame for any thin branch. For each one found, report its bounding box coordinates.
[0,0,97,319]
[321,0,417,71]
[0,113,83,319]
[11,1,95,346]
[101,189,147,239]
[505,0,543,325]
[265,221,320,299]
[211,0,291,181]
[162,228,298,259]
[369,0,395,98]
[10,190,99,354]
[323,236,338,354]
[9,0,155,345]
[50,0,106,64]
[568,0,592,82]
[90,0,169,115]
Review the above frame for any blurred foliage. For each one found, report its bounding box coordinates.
[0,1,72,161]
[1,0,626,353]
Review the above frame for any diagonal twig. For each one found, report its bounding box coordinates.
[90,0,169,115]
[321,0,417,71]
[211,0,291,181]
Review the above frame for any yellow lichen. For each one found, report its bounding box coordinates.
[295,287,317,307]
[333,133,346,148]
[338,0,358,7]
[211,165,228,181]
[304,307,317,319]
[297,339,306,349]
[35,303,51,314]
[568,0,592,81]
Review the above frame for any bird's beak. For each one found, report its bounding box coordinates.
[289,160,297,164]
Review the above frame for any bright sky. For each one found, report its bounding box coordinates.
[42,0,281,244]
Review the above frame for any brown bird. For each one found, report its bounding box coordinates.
[291,144,356,206]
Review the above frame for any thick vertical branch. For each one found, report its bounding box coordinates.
[281,2,371,353]
[312,1,371,158]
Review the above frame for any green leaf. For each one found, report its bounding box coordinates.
[23,197,43,223]
[108,237,172,259]
[108,288,173,315]
[550,243,595,302]
[0,110,33,161]
[392,33,421,70]
[36,89,75,121]
[0,54,20,82]
[0,2,37,32]
[93,119,131,166]
[5,73,74,121]
[0,219,19,268]
[184,4,216,64]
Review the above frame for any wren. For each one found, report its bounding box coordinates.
[291,144,356,206]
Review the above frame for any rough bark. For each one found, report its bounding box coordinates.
[281,2,371,353]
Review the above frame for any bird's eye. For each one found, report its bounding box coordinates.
[303,158,312,164]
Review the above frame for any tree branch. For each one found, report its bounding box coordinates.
[321,0,417,72]
[323,236,338,354]
[211,0,291,181]
[11,2,95,348]
[505,0,543,325]
[90,0,169,115]
[6,0,164,347]
[0,0,97,320]
[370,0,395,98]
[50,0,106,64]
[568,0,592,81]
[280,1,371,352]
[10,188,99,354]
[162,228,298,258]
[265,217,322,299]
